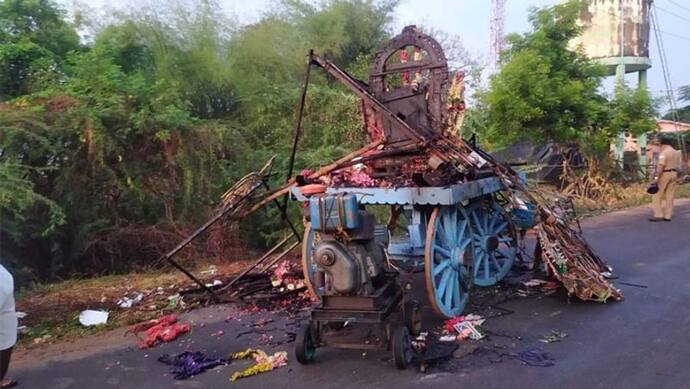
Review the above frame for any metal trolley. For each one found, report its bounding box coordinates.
[291,176,529,368]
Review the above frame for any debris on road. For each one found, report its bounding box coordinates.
[412,333,459,372]
[517,279,560,297]
[539,330,567,344]
[127,314,192,349]
[117,293,144,309]
[522,279,548,287]
[507,347,555,367]
[78,310,109,326]
[158,351,227,380]
[228,348,288,382]
[443,314,486,341]
[166,294,183,309]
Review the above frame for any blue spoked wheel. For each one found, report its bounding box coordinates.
[468,200,517,287]
[301,223,324,297]
[424,206,474,318]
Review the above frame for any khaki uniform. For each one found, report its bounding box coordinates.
[652,146,681,219]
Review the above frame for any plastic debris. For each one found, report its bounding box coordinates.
[79,310,109,326]
[118,293,144,308]
[158,351,226,380]
[539,330,567,343]
[443,314,485,341]
[522,279,548,287]
[200,265,218,276]
[439,335,456,342]
[127,314,192,349]
[229,348,288,382]
[167,294,182,309]
[518,280,560,297]
[453,321,485,340]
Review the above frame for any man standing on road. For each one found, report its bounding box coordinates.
[650,137,681,222]
[0,264,17,388]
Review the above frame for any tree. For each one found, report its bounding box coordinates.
[608,84,657,138]
[0,0,80,99]
[0,0,403,283]
[480,1,610,149]
[663,85,690,123]
[679,85,690,102]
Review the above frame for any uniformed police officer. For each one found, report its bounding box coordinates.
[650,137,682,222]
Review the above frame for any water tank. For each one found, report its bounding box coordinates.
[570,0,652,75]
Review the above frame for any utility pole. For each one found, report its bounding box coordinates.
[489,0,507,75]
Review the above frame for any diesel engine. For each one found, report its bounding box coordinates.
[308,194,388,296]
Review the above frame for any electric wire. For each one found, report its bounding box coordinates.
[653,27,690,42]
[651,4,688,156]
[655,4,690,24]
[667,0,690,14]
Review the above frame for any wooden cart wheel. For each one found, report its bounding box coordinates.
[301,223,323,297]
[467,200,517,287]
[424,205,474,318]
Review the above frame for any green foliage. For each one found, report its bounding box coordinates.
[482,1,609,149]
[663,85,690,123]
[0,0,401,284]
[0,0,80,99]
[679,85,690,102]
[608,84,657,137]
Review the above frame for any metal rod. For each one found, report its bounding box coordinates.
[165,256,218,298]
[237,139,385,219]
[309,55,433,144]
[160,187,257,263]
[157,181,262,296]
[263,180,302,241]
[284,50,314,210]
[216,233,296,294]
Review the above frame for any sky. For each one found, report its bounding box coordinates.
[61,0,690,110]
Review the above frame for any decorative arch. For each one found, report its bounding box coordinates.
[367,25,449,138]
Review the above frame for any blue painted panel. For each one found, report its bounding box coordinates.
[309,194,360,232]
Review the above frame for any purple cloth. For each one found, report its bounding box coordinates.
[158,351,226,379]
[510,347,554,367]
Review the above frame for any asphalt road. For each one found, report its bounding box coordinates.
[13,199,690,389]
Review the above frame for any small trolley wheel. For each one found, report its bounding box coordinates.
[403,300,422,336]
[295,323,316,364]
[392,326,414,370]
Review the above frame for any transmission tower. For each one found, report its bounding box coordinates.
[489,0,507,74]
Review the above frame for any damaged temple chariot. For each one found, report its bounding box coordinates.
[161,26,622,370]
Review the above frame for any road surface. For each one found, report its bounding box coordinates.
[13,199,690,389]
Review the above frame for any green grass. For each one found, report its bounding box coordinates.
[19,310,121,347]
